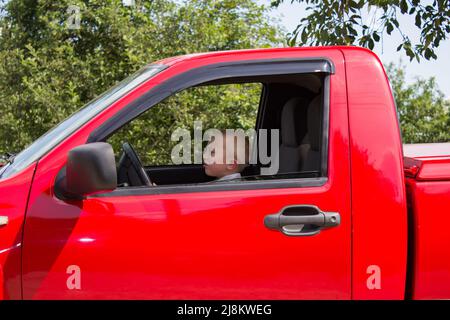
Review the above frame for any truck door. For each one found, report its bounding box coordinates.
[22,51,351,299]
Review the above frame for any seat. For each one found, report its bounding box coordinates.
[278,97,308,174]
[299,96,321,172]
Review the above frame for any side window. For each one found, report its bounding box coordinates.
[107,73,326,188]
[109,83,261,166]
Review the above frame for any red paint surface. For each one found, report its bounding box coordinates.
[0,163,36,299]
[406,178,450,299]
[341,47,408,299]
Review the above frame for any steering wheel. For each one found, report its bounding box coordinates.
[119,142,152,186]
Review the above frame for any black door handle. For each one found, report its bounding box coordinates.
[264,205,340,236]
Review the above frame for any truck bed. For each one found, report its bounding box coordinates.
[403,143,450,299]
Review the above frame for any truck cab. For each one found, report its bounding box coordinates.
[0,46,448,299]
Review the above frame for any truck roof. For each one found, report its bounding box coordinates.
[404,143,450,181]
[153,46,373,66]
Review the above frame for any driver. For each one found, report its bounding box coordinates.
[203,130,250,182]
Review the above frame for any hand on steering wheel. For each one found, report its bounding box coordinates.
[121,142,152,186]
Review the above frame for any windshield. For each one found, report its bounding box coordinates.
[0,64,166,179]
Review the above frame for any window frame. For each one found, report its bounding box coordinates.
[88,58,333,197]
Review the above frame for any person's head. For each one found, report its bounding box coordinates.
[203,130,250,178]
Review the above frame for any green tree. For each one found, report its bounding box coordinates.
[272,0,450,61]
[386,61,450,143]
[0,0,282,155]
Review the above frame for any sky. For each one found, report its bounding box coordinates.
[266,1,450,99]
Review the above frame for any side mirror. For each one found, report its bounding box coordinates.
[55,142,117,200]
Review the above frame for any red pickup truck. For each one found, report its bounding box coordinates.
[0,46,449,300]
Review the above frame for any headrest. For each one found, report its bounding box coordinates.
[281,97,304,147]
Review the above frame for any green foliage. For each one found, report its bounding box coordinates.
[386,61,450,143]
[0,0,281,155]
[272,0,450,61]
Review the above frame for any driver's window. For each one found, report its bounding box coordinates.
[107,71,326,189]
[108,82,262,167]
